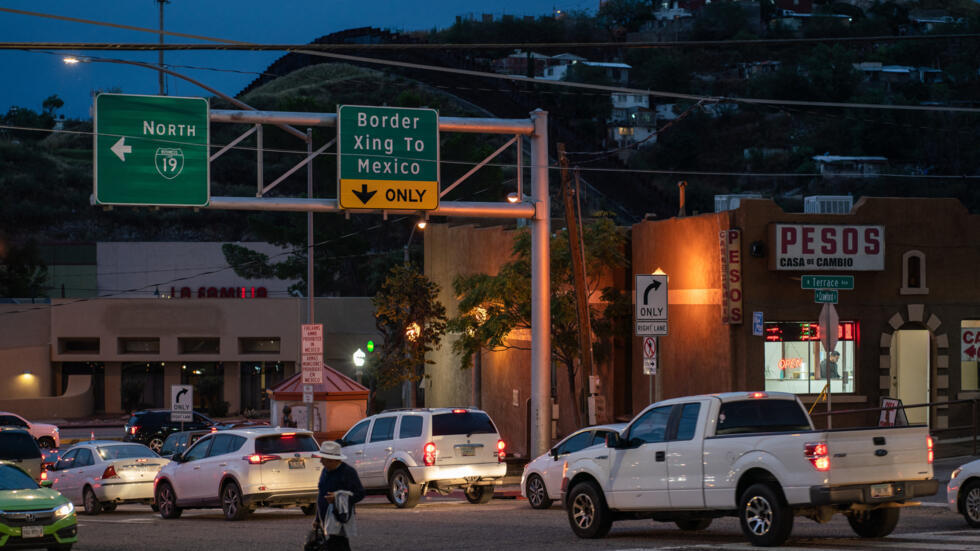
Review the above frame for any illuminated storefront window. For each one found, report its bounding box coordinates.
[764,321,858,394]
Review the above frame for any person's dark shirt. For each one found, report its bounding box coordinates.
[819,358,840,378]
[316,461,365,523]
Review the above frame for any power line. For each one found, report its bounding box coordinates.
[3,122,978,180]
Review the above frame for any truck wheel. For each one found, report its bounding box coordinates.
[738,483,793,547]
[525,474,554,509]
[567,481,612,539]
[464,485,494,504]
[388,467,421,509]
[675,518,712,531]
[847,507,899,537]
[961,479,980,528]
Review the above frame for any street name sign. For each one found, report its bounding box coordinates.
[635,274,668,336]
[170,384,193,422]
[94,93,209,207]
[301,323,323,384]
[801,275,854,290]
[814,289,839,304]
[337,105,439,210]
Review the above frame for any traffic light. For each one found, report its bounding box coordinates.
[366,340,374,353]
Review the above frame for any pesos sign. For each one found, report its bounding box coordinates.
[94,93,209,207]
[337,105,439,210]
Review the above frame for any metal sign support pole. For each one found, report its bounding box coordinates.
[306,128,314,432]
[655,337,662,403]
[529,109,551,458]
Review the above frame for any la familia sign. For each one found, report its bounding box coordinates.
[337,105,439,210]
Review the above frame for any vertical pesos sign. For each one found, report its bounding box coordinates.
[337,105,439,210]
[301,323,323,384]
[94,93,209,207]
[719,229,743,324]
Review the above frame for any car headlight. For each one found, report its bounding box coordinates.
[951,468,962,481]
[54,502,74,518]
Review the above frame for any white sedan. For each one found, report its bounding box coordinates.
[948,457,980,527]
[521,423,625,509]
[49,441,169,514]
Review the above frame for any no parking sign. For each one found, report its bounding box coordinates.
[643,337,657,375]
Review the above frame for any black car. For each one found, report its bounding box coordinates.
[158,429,213,458]
[123,410,215,453]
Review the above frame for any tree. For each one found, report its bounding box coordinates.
[0,239,48,298]
[448,214,628,428]
[370,264,448,407]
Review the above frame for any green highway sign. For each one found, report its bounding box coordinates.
[801,274,854,290]
[815,289,839,304]
[94,93,209,207]
[337,105,439,210]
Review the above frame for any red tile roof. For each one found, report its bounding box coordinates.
[270,363,369,400]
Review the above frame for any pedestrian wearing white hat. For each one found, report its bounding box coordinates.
[312,440,364,551]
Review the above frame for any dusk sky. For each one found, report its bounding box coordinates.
[1,1,597,120]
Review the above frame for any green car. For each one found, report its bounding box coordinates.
[0,462,77,550]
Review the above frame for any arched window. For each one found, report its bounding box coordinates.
[901,250,928,295]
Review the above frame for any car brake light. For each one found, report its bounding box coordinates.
[751,392,768,399]
[40,470,48,481]
[452,409,466,414]
[281,432,295,438]
[804,441,830,471]
[927,435,934,464]
[129,426,139,435]
[244,454,281,465]
[423,442,436,466]
[496,439,506,462]
[101,465,118,479]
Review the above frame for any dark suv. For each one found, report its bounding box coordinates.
[0,427,43,481]
[123,410,215,453]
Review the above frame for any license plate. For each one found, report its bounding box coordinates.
[288,458,305,469]
[870,483,893,498]
[459,446,475,457]
[21,525,43,538]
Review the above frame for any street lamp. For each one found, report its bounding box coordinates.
[403,219,427,264]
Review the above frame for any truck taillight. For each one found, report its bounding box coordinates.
[244,454,281,465]
[101,465,118,479]
[927,435,934,464]
[423,442,436,466]
[496,439,506,462]
[805,441,830,471]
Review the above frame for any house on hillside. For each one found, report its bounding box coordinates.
[607,93,656,156]
[812,155,888,177]
[492,50,550,77]
[541,60,631,84]
[853,62,944,89]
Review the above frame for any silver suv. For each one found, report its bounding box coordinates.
[338,408,507,508]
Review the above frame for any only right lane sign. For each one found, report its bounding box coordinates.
[635,274,668,336]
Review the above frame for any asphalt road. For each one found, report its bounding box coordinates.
[70,494,980,551]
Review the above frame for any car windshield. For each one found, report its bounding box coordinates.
[255,434,318,454]
[0,464,37,490]
[0,432,41,460]
[97,444,158,460]
[431,412,497,436]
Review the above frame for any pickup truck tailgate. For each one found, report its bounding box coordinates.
[826,427,932,486]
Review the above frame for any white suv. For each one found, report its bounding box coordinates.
[338,407,507,508]
[0,411,60,449]
[153,428,320,521]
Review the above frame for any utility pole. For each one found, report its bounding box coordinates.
[559,143,593,427]
[156,0,169,95]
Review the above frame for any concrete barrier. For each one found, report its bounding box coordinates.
[0,375,93,419]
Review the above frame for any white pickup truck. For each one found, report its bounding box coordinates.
[561,391,937,547]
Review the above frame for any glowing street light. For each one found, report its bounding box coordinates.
[352,348,366,368]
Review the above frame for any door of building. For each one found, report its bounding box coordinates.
[891,329,930,425]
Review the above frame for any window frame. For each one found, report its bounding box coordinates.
[901,250,928,295]
[369,416,396,443]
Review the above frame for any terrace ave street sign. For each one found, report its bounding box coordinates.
[337,105,439,210]
[94,93,209,207]
[801,275,854,290]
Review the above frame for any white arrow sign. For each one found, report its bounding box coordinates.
[111,137,132,162]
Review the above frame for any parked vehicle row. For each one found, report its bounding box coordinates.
[0,411,59,449]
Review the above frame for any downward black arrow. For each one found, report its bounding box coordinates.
[352,184,377,205]
[643,280,662,305]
